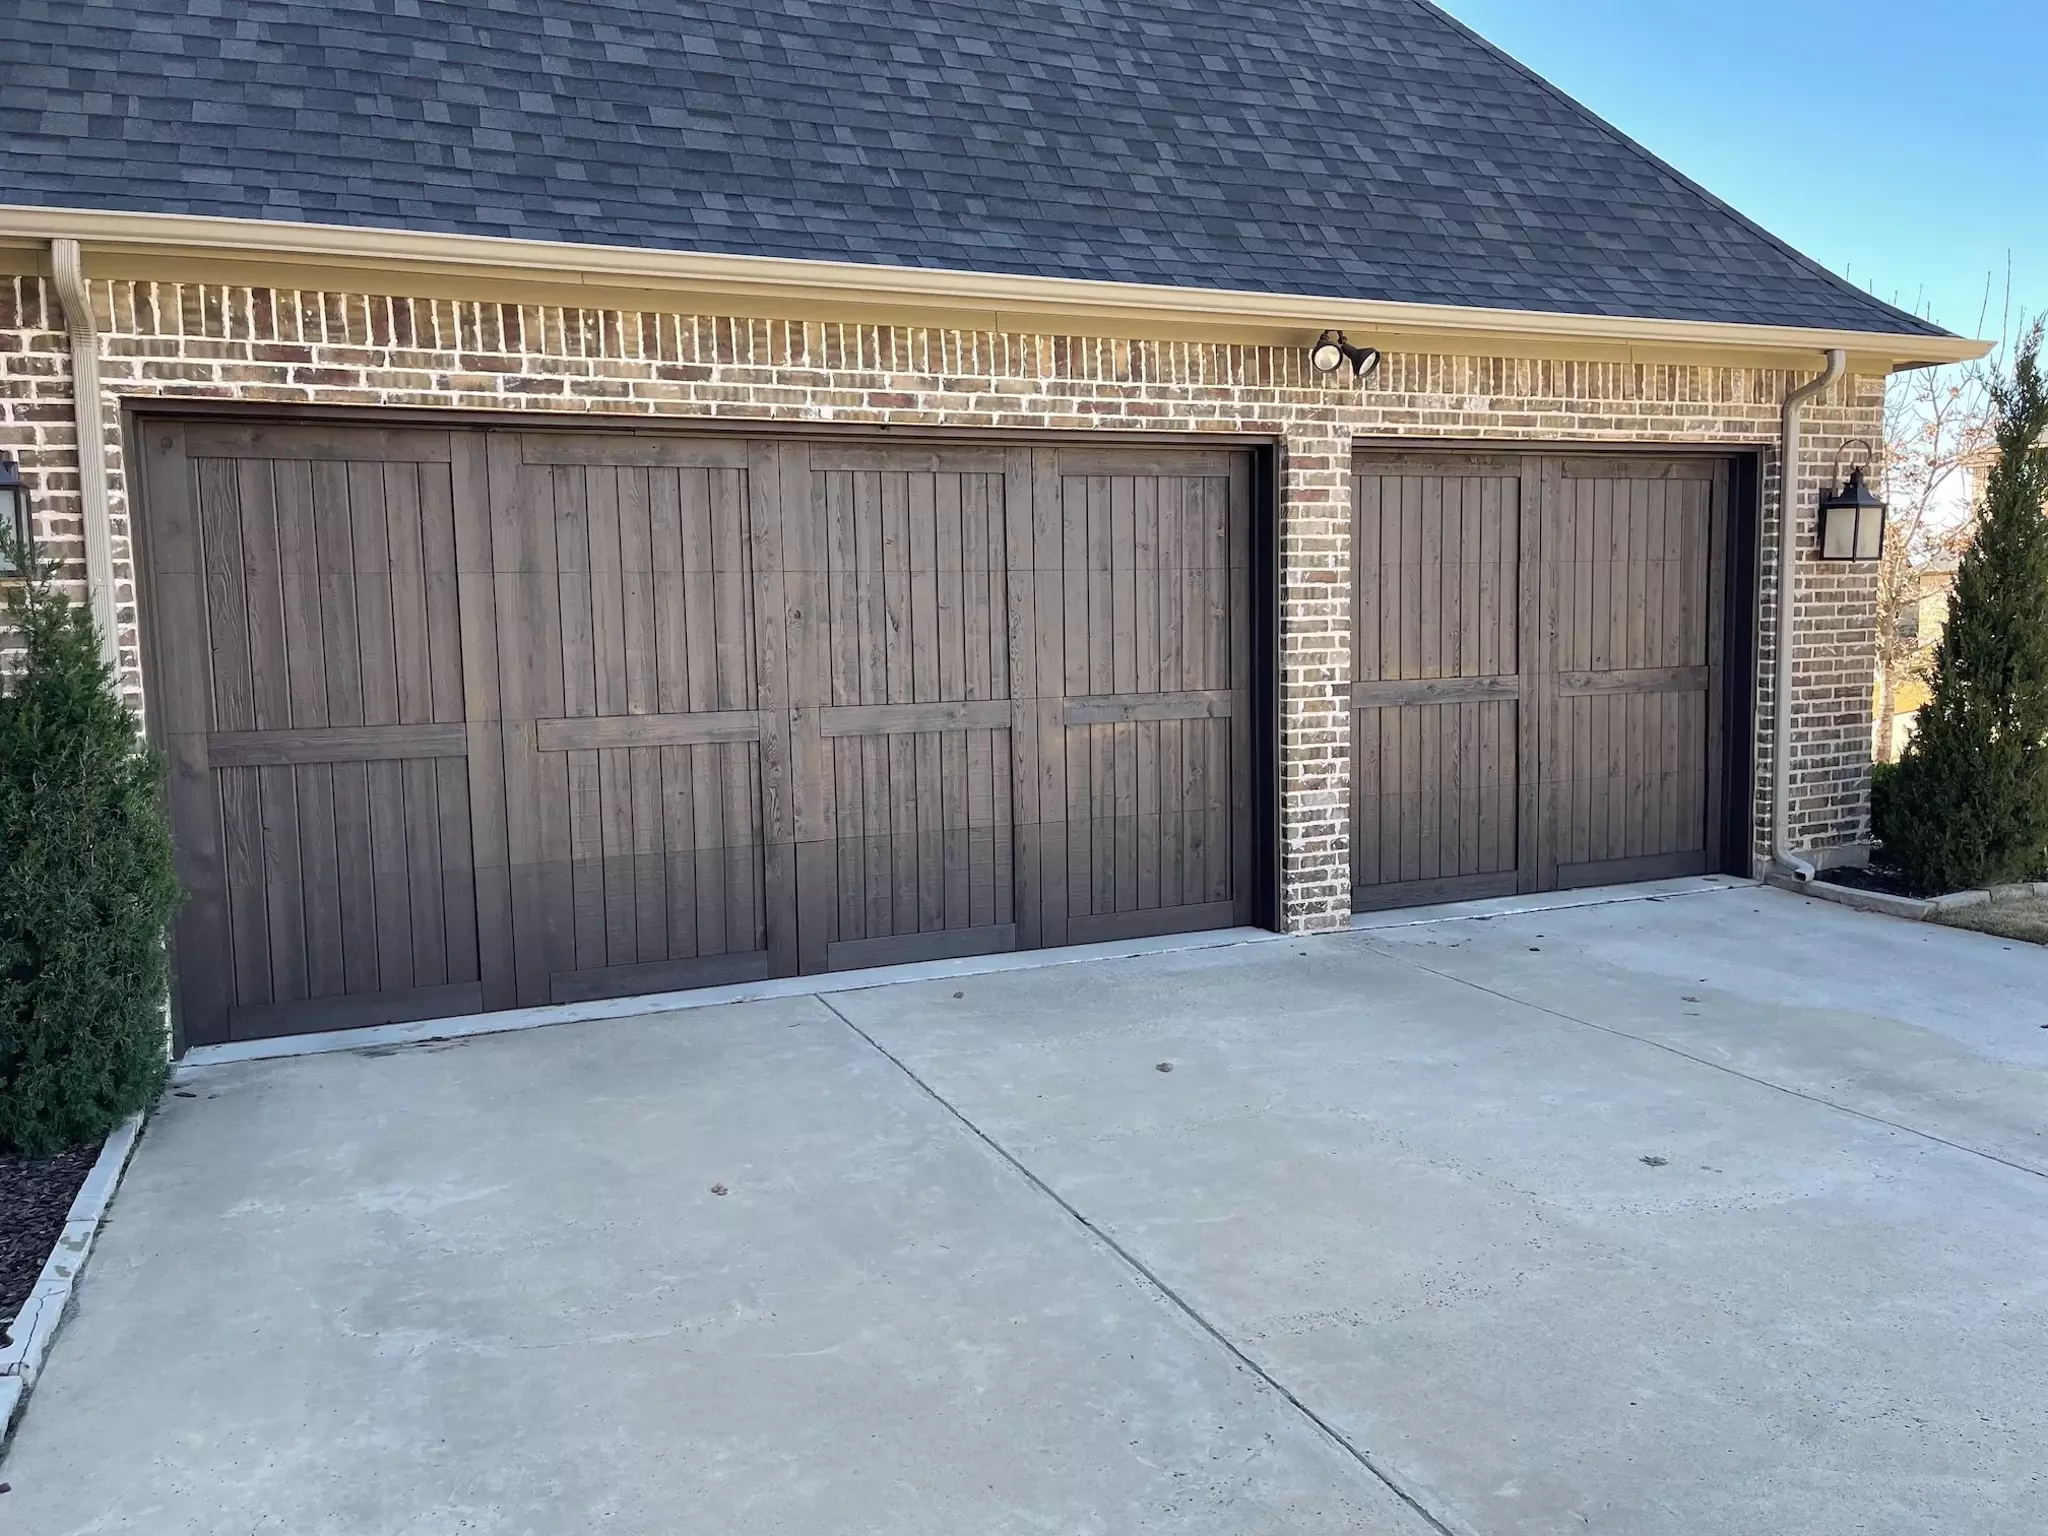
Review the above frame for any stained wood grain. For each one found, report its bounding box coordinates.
[1353,451,1730,908]
[146,423,1257,1040]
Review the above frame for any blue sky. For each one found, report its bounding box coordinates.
[1437,0,2045,341]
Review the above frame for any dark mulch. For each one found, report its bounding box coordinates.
[0,1143,100,1339]
[1815,863,1924,898]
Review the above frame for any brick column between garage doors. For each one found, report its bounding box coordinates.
[1279,427,1354,934]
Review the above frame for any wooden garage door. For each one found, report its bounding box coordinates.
[140,424,1254,1045]
[1350,452,1728,911]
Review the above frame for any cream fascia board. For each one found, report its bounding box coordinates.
[0,204,1992,369]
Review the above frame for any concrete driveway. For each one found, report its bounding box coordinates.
[5,880,2046,1535]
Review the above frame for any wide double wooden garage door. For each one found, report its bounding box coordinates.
[1350,451,1730,911]
[141,422,1253,1045]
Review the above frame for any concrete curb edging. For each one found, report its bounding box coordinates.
[0,1112,145,1436]
[1773,873,2048,922]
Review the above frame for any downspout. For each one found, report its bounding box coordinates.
[48,238,121,677]
[1771,347,1846,881]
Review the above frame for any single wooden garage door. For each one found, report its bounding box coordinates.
[1350,451,1729,911]
[139,422,1254,1045]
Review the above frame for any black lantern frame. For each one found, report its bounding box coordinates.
[1816,439,1886,562]
[0,456,30,576]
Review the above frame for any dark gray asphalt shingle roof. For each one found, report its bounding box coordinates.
[1,0,1948,337]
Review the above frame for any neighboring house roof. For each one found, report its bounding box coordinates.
[4,0,1950,338]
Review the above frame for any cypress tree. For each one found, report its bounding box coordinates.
[0,536,180,1154]
[1880,329,2048,893]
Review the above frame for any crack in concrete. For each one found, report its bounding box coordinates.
[812,993,1464,1536]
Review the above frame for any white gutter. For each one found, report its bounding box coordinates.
[0,203,1993,369]
[48,237,121,676]
[1770,347,1847,882]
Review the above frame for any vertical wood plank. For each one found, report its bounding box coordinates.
[1520,459,1549,891]
[748,440,797,976]
[454,434,516,1015]
[237,457,309,1005]
[142,425,232,1041]
[1034,452,1070,946]
[784,443,833,972]
[1003,448,1042,947]
[683,467,729,957]
[417,459,480,987]
[198,457,272,1009]
[496,438,572,1004]
[937,475,972,929]
[270,457,348,1002]
[1156,477,1183,908]
[1131,477,1160,910]
[908,472,944,933]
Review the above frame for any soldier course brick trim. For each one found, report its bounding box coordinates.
[0,276,1884,934]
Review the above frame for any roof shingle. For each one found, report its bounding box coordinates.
[0,0,1948,337]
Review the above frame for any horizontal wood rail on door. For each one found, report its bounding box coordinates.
[1061,690,1235,725]
[533,711,765,751]
[204,723,472,767]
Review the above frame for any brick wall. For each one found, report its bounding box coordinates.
[0,275,1886,932]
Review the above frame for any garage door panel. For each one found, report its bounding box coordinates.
[1551,673,1714,870]
[147,427,1253,1041]
[799,455,1019,965]
[505,444,774,1003]
[1540,459,1727,890]
[1353,701,1518,892]
[151,426,494,1044]
[1030,459,1250,940]
[1352,462,1526,905]
[1356,451,1728,907]
[208,754,482,1024]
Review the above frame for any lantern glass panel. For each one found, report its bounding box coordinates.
[1821,503,1857,560]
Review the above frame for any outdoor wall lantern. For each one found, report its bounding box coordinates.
[0,456,30,576]
[1310,329,1382,380]
[1816,439,1886,562]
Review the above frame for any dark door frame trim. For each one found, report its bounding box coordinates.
[1249,443,1282,932]
[1720,451,1763,879]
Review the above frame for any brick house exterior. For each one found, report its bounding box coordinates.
[0,271,1889,936]
[0,0,1980,1041]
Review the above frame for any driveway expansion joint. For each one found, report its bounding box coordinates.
[812,993,1463,1536]
[1368,945,2048,1187]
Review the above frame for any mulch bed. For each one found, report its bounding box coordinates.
[1814,863,1924,898]
[0,1143,99,1339]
